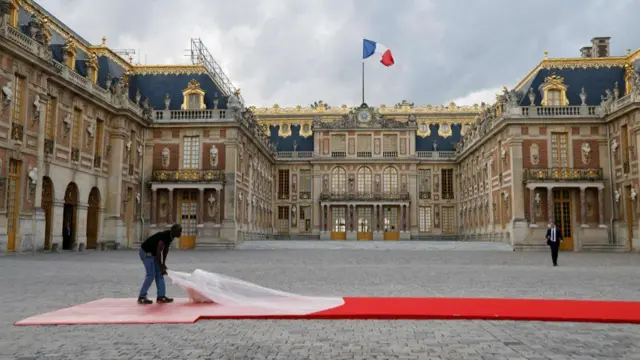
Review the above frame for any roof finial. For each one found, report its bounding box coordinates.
[627,48,632,55]
[101,36,107,46]
[543,51,548,60]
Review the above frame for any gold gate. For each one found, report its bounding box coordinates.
[179,191,197,249]
[553,189,574,251]
[383,206,399,240]
[356,206,373,240]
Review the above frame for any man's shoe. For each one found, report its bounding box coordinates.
[156,296,174,303]
[137,296,153,305]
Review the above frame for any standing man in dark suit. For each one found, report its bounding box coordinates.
[546,221,563,266]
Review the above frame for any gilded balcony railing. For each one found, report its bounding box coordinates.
[524,168,603,182]
[320,191,410,201]
[152,169,225,182]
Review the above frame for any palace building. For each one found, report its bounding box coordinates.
[1,1,640,253]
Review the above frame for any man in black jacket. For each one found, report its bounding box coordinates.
[137,224,182,304]
[545,221,563,267]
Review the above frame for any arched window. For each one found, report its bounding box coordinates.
[357,167,372,193]
[383,167,398,193]
[331,167,347,193]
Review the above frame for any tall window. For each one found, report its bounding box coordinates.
[278,169,289,199]
[357,167,372,193]
[299,206,312,232]
[188,94,200,110]
[45,97,57,140]
[550,132,569,168]
[419,206,432,232]
[182,136,200,168]
[442,206,456,233]
[94,120,104,167]
[383,167,398,193]
[546,90,561,106]
[12,74,25,124]
[331,167,347,193]
[277,206,289,233]
[299,169,311,196]
[621,125,630,174]
[418,169,431,197]
[72,108,82,149]
[441,169,454,199]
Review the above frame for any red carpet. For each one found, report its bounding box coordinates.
[14,297,640,326]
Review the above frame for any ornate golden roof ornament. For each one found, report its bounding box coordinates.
[101,36,107,47]
[544,51,549,60]
[543,74,565,86]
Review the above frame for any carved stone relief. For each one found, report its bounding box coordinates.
[433,174,439,193]
[348,174,355,192]
[348,138,355,154]
[530,143,539,165]
[374,138,381,154]
[581,142,592,165]
[401,175,407,192]
[161,147,170,168]
[292,174,297,193]
[210,145,218,167]
[374,175,381,192]
[322,175,328,191]
[400,138,406,154]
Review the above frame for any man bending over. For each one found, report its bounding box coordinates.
[137,224,182,304]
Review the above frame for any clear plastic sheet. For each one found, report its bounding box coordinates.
[167,269,345,315]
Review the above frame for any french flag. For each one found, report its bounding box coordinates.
[363,39,394,67]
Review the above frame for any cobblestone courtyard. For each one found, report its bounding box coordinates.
[2,241,640,360]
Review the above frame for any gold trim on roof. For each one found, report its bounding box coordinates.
[514,52,637,92]
[251,102,481,116]
[132,65,207,76]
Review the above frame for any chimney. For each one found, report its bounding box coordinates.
[580,46,593,58]
[591,37,611,57]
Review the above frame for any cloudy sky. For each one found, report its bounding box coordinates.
[37,0,640,108]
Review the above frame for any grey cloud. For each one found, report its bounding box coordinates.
[36,0,640,107]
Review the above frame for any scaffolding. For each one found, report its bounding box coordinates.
[190,38,244,104]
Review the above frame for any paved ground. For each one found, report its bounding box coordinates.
[2,240,640,360]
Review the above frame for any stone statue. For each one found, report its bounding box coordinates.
[209,145,218,167]
[86,122,95,138]
[581,142,591,165]
[2,80,12,107]
[162,147,170,168]
[432,140,438,151]
[227,89,242,116]
[28,167,38,185]
[125,140,131,153]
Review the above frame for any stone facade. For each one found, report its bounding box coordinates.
[1,1,640,252]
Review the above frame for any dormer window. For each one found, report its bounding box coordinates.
[181,79,206,110]
[546,89,561,106]
[539,74,569,106]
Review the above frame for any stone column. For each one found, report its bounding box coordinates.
[319,203,324,232]
[150,189,157,225]
[580,187,588,228]
[598,187,605,227]
[104,121,127,244]
[167,189,173,224]
[216,189,222,224]
[509,140,526,220]
[373,204,377,232]
[198,188,204,225]
[547,186,554,224]
[528,186,537,227]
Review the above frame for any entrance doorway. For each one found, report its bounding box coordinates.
[356,206,373,240]
[553,189,574,251]
[41,177,54,250]
[86,187,100,249]
[7,159,22,252]
[383,206,399,240]
[330,206,346,240]
[62,182,79,250]
[179,190,197,249]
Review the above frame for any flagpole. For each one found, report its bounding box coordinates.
[361,61,365,104]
